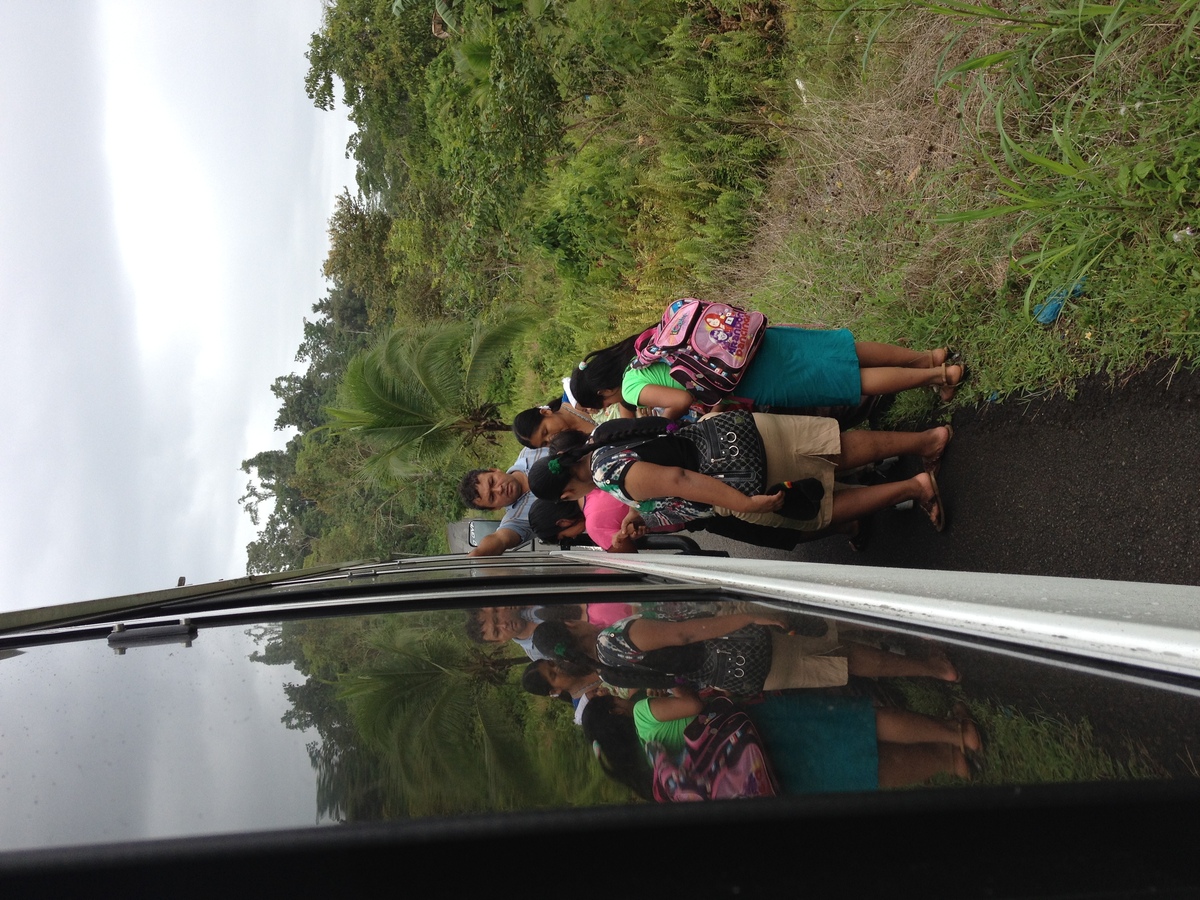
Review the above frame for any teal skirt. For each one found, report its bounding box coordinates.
[745,692,879,793]
[737,326,860,408]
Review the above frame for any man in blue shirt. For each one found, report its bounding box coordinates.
[458,446,548,556]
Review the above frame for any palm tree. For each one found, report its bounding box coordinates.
[326,313,537,478]
[337,626,547,816]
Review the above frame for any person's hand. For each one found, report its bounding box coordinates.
[622,522,648,540]
[742,491,784,514]
[620,509,647,540]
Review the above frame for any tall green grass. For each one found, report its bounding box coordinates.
[505,1,794,407]
[715,0,1200,410]
[909,0,1200,374]
[897,680,1164,785]
[922,1,1200,321]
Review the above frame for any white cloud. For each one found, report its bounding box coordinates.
[100,5,228,366]
[0,1,357,611]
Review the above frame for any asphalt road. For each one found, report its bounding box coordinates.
[691,359,1200,777]
[697,358,1200,584]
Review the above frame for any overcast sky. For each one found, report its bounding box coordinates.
[0,1,358,613]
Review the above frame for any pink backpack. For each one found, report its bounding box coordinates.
[650,697,779,802]
[632,299,767,403]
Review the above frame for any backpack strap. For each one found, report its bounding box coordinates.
[590,416,676,447]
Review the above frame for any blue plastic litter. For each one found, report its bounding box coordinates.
[1033,277,1086,324]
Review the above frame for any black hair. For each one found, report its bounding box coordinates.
[553,655,597,677]
[532,621,594,669]
[530,430,594,502]
[568,332,646,410]
[463,609,485,643]
[520,661,573,706]
[589,416,675,446]
[546,428,593,457]
[538,604,586,622]
[528,498,584,543]
[528,458,573,503]
[532,620,691,692]
[581,695,654,800]
[511,398,563,449]
[457,469,490,509]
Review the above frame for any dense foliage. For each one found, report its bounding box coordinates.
[248,614,624,819]
[242,0,1200,573]
[242,0,790,571]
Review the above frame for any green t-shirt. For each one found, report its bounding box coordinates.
[632,697,694,757]
[621,362,681,407]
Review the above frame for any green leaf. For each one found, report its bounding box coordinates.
[1116,164,1131,193]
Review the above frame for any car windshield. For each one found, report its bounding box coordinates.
[3,594,1198,852]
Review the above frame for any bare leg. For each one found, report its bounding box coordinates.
[829,477,927,523]
[875,708,981,752]
[858,364,965,397]
[844,638,958,681]
[837,427,950,471]
[855,342,946,368]
[877,743,969,787]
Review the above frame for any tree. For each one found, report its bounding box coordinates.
[304,0,444,200]
[239,437,334,574]
[244,511,319,574]
[326,312,537,477]
[323,190,397,327]
[337,626,545,815]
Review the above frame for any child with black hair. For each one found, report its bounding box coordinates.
[529,412,954,535]
[580,695,656,800]
[527,498,592,547]
[585,688,980,799]
[511,398,597,450]
[532,613,959,697]
[570,328,966,418]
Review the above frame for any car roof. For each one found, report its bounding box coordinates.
[3,553,1200,897]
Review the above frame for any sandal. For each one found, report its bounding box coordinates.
[952,701,987,775]
[937,363,969,403]
[926,348,960,368]
[923,425,954,477]
[919,471,947,532]
[847,515,874,552]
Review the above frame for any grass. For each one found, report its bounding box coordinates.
[896,680,1164,785]
[690,0,1200,412]
[498,0,1200,419]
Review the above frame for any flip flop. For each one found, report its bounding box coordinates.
[928,348,960,367]
[919,471,946,532]
[937,363,970,404]
[923,425,954,477]
[952,701,987,775]
[847,515,874,552]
